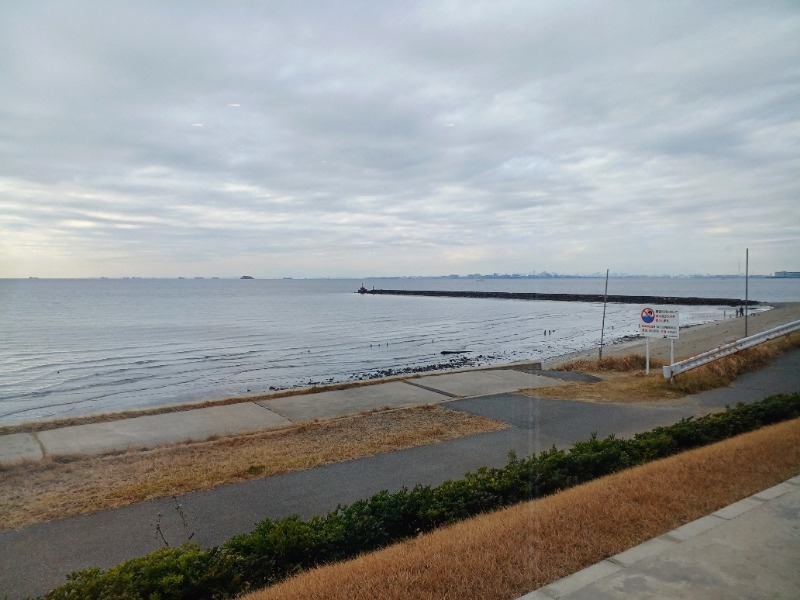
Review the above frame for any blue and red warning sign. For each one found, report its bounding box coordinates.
[638,306,679,339]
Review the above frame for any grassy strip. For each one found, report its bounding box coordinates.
[247,417,800,600]
[526,331,800,402]
[0,406,506,530]
[669,330,800,393]
[38,392,800,600]
[6,335,795,529]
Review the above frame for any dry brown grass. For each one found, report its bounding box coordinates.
[670,331,800,393]
[524,332,800,403]
[527,371,686,403]
[0,406,505,530]
[557,353,666,373]
[244,417,800,600]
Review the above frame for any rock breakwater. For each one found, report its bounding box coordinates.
[357,288,759,307]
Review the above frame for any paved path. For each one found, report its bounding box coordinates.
[1,350,798,599]
[0,366,566,464]
[3,302,798,466]
[522,476,800,600]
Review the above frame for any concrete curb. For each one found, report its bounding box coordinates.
[0,433,43,462]
[35,402,291,456]
[0,365,560,465]
[519,475,800,599]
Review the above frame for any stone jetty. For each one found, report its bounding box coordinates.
[357,287,759,306]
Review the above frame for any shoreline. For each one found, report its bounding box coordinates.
[3,303,798,435]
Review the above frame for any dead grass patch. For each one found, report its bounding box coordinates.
[523,332,800,403]
[558,353,666,373]
[671,331,800,393]
[244,418,800,600]
[0,406,505,530]
[528,371,686,403]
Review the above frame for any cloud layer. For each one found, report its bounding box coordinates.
[1,1,798,277]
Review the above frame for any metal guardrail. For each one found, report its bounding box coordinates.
[663,320,800,379]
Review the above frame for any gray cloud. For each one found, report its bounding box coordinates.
[1,0,798,278]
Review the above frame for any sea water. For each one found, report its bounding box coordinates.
[1,276,797,424]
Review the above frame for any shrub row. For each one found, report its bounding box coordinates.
[41,392,800,600]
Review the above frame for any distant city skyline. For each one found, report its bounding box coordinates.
[1,2,798,279]
[8,271,790,280]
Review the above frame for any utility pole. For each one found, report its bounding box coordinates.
[745,248,749,337]
[599,269,609,359]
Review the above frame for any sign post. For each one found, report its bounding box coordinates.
[638,306,680,374]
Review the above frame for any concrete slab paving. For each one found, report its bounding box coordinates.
[521,481,800,600]
[538,560,623,598]
[502,365,602,384]
[518,591,553,600]
[667,515,726,542]
[258,380,448,421]
[4,350,795,466]
[36,403,289,456]
[711,497,762,520]
[0,433,43,463]
[415,369,568,397]
[0,369,576,465]
[753,482,794,501]
[1,350,797,597]
[610,536,677,567]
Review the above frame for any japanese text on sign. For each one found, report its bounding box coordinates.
[638,306,679,339]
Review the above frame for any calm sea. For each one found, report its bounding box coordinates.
[1,276,797,425]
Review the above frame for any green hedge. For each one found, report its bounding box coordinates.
[41,392,800,600]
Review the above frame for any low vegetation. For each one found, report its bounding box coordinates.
[557,353,666,372]
[38,392,800,600]
[669,331,800,393]
[0,406,506,530]
[526,331,800,402]
[12,334,795,530]
[247,417,800,600]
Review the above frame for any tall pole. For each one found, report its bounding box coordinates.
[745,248,749,337]
[599,269,609,359]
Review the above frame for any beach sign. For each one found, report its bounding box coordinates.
[639,306,679,339]
[638,306,680,374]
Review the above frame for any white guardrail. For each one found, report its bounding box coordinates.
[663,319,800,379]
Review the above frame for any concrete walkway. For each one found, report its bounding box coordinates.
[521,476,800,600]
[4,302,799,465]
[0,364,566,464]
[1,350,798,599]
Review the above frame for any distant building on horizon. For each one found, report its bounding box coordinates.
[774,271,800,278]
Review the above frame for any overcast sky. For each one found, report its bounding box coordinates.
[1,1,798,278]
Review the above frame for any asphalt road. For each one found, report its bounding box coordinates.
[2,349,798,599]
